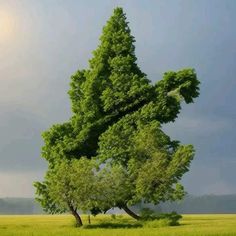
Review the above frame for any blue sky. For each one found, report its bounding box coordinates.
[0,0,235,197]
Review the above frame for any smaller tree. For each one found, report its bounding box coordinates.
[95,164,133,212]
[35,158,97,227]
[98,113,195,219]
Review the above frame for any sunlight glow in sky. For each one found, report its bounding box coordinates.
[0,9,16,42]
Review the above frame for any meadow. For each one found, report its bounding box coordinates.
[0,214,236,236]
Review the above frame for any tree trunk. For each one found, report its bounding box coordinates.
[88,214,91,224]
[69,205,83,227]
[122,204,141,220]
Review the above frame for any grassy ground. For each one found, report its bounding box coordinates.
[0,214,236,236]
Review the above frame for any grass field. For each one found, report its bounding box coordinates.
[0,214,236,236]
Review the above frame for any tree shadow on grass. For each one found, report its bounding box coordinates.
[83,222,143,229]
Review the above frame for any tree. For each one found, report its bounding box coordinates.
[98,112,195,219]
[35,158,97,226]
[35,7,200,223]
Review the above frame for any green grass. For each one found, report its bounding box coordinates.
[0,214,236,236]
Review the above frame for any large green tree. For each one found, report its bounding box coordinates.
[35,7,200,224]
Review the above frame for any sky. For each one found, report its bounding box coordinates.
[0,0,235,197]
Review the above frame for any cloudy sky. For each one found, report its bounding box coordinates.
[0,0,235,197]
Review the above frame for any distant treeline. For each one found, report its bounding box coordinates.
[1,195,236,214]
[139,194,236,214]
[0,198,43,215]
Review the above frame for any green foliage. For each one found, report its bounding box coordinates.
[140,209,182,225]
[155,68,200,123]
[95,164,133,210]
[140,208,182,227]
[135,146,194,204]
[140,208,155,219]
[98,112,194,206]
[68,70,86,114]
[46,158,98,213]
[35,6,200,221]
[34,181,66,214]
[144,219,173,228]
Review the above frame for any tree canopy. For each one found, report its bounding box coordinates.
[35,7,200,226]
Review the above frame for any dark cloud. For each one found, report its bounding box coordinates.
[0,106,47,172]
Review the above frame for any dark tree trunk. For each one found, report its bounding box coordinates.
[122,205,141,220]
[88,214,91,224]
[69,205,83,227]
